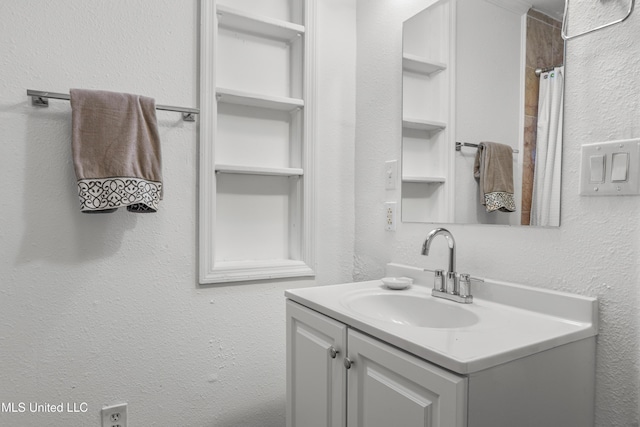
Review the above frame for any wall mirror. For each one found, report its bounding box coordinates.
[401,0,565,226]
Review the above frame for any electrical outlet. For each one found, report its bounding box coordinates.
[102,403,127,427]
[385,202,396,231]
[385,160,398,190]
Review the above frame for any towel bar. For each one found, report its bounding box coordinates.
[456,141,519,154]
[27,89,200,122]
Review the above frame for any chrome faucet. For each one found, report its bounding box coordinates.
[422,228,456,279]
[421,228,473,303]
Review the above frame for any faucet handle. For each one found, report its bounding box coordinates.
[446,271,458,294]
[458,273,471,297]
[433,269,444,292]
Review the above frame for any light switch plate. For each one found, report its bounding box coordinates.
[579,138,640,196]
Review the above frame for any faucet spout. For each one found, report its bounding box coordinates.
[421,228,456,275]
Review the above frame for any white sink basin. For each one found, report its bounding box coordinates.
[342,291,479,328]
[285,263,598,373]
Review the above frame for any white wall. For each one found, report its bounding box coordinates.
[356,1,639,426]
[0,1,355,426]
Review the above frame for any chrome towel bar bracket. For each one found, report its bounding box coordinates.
[27,89,199,122]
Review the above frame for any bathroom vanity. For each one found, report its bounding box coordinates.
[285,264,597,427]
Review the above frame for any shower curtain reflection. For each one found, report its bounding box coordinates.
[530,66,564,226]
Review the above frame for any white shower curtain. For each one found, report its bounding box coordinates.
[530,66,564,227]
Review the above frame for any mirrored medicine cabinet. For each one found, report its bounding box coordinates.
[401,0,565,227]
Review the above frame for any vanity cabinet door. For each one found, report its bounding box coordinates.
[286,301,348,427]
[346,330,467,427]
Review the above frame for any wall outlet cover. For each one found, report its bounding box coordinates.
[385,202,397,231]
[102,403,127,427]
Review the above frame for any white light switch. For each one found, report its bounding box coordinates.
[579,139,640,196]
[385,160,398,190]
[611,152,629,182]
[589,155,605,183]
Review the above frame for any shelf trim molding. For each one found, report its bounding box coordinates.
[210,260,314,283]
[199,0,217,284]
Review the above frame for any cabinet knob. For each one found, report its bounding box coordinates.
[329,347,339,359]
[343,357,354,369]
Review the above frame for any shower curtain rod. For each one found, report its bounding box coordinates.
[27,89,200,122]
[455,141,519,154]
[534,65,563,77]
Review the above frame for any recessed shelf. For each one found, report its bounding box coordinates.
[403,118,447,132]
[402,176,446,183]
[216,87,304,112]
[200,0,314,285]
[217,5,305,42]
[215,164,304,177]
[402,54,447,75]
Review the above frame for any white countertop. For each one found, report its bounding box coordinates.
[285,264,598,374]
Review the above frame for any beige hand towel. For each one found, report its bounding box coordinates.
[473,141,516,213]
[70,89,162,213]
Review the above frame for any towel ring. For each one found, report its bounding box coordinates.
[562,0,635,40]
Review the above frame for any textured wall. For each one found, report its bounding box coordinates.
[0,1,355,426]
[356,1,639,426]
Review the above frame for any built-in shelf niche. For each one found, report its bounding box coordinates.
[216,101,302,170]
[216,3,303,101]
[215,173,301,261]
[199,0,315,284]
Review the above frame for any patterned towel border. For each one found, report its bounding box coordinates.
[77,178,162,213]
[484,191,516,213]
